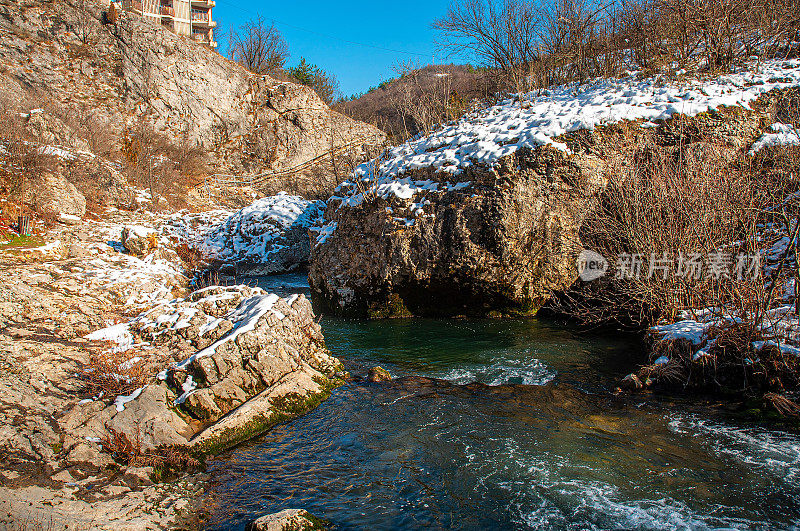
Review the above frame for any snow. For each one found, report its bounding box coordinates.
[114,386,146,412]
[58,213,81,224]
[750,123,800,155]
[173,293,280,370]
[321,59,800,246]
[38,146,77,160]
[162,193,324,266]
[86,323,134,353]
[651,320,711,346]
[313,221,337,246]
[126,225,157,238]
[357,59,800,180]
[174,375,197,405]
[18,240,61,253]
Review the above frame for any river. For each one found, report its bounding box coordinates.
[206,273,800,530]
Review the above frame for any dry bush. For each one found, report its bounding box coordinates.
[434,0,800,96]
[338,63,495,142]
[433,0,544,91]
[560,131,792,328]
[101,427,200,469]
[764,392,800,418]
[79,341,151,398]
[122,118,208,210]
[0,100,57,218]
[176,242,205,271]
[637,321,800,398]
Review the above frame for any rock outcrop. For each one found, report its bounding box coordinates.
[309,147,607,317]
[161,193,325,275]
[22,169,87,218]
[0,214,342,527]
[309,64,800,318]
[70,285,343,454]
[247,509,326,531]
[0,0,384,185]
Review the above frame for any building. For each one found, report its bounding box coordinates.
[120,0,217,48]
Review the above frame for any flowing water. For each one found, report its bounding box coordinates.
[207,274,800,530]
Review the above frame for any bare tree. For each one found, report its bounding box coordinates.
[433,0,544,91]
[228,16,289,75]
[73,0,95,44]
[387,60,464,138]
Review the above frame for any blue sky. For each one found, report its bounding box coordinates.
[212,0,455,97]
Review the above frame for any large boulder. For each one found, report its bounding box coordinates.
[22,169,87,218]
[309,146,607,317]
[72,286,343,453]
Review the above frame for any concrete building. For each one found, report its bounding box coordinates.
[121,0,217,48]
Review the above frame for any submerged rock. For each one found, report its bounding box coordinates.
[310,146,607,317]
[247,509,327,531]
[368,366,392,382]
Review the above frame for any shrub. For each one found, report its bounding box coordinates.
[121,118,208,210]
[79,341,151,398]
[100,427,200,470]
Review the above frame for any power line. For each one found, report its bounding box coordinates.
[214,0,431,58]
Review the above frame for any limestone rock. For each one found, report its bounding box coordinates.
[0,0,384,188]
[121,225,158,256]
[246,509,326,531]
[108,285,344,450]
[368,366,392,382]
[310,146,607,317]
[22,170,87,218]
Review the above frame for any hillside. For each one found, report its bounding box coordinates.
[336,63,494,141]
[0,0,384,197]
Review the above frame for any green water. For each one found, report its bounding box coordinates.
[207,275,800,530]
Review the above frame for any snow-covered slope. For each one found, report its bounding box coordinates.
[162,193,324,274]
[366,59,800,179]
[321,59,800,248]
[332,59,800,205]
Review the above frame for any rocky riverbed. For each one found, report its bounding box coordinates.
[0,212,339,529]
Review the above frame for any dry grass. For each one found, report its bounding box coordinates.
[175,242,205,271]
[101,427,200,469]
[79,341,151,398]
[121,118,208,211]
[560,133,778,327]
[764,392,800,418]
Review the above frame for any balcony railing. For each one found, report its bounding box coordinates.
[160,6,175,16]
[191,12,208,22]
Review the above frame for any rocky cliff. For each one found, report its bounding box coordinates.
[0,0,384,187]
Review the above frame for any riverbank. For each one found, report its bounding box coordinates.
[0,212,208,528]
[0,212,343,529]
